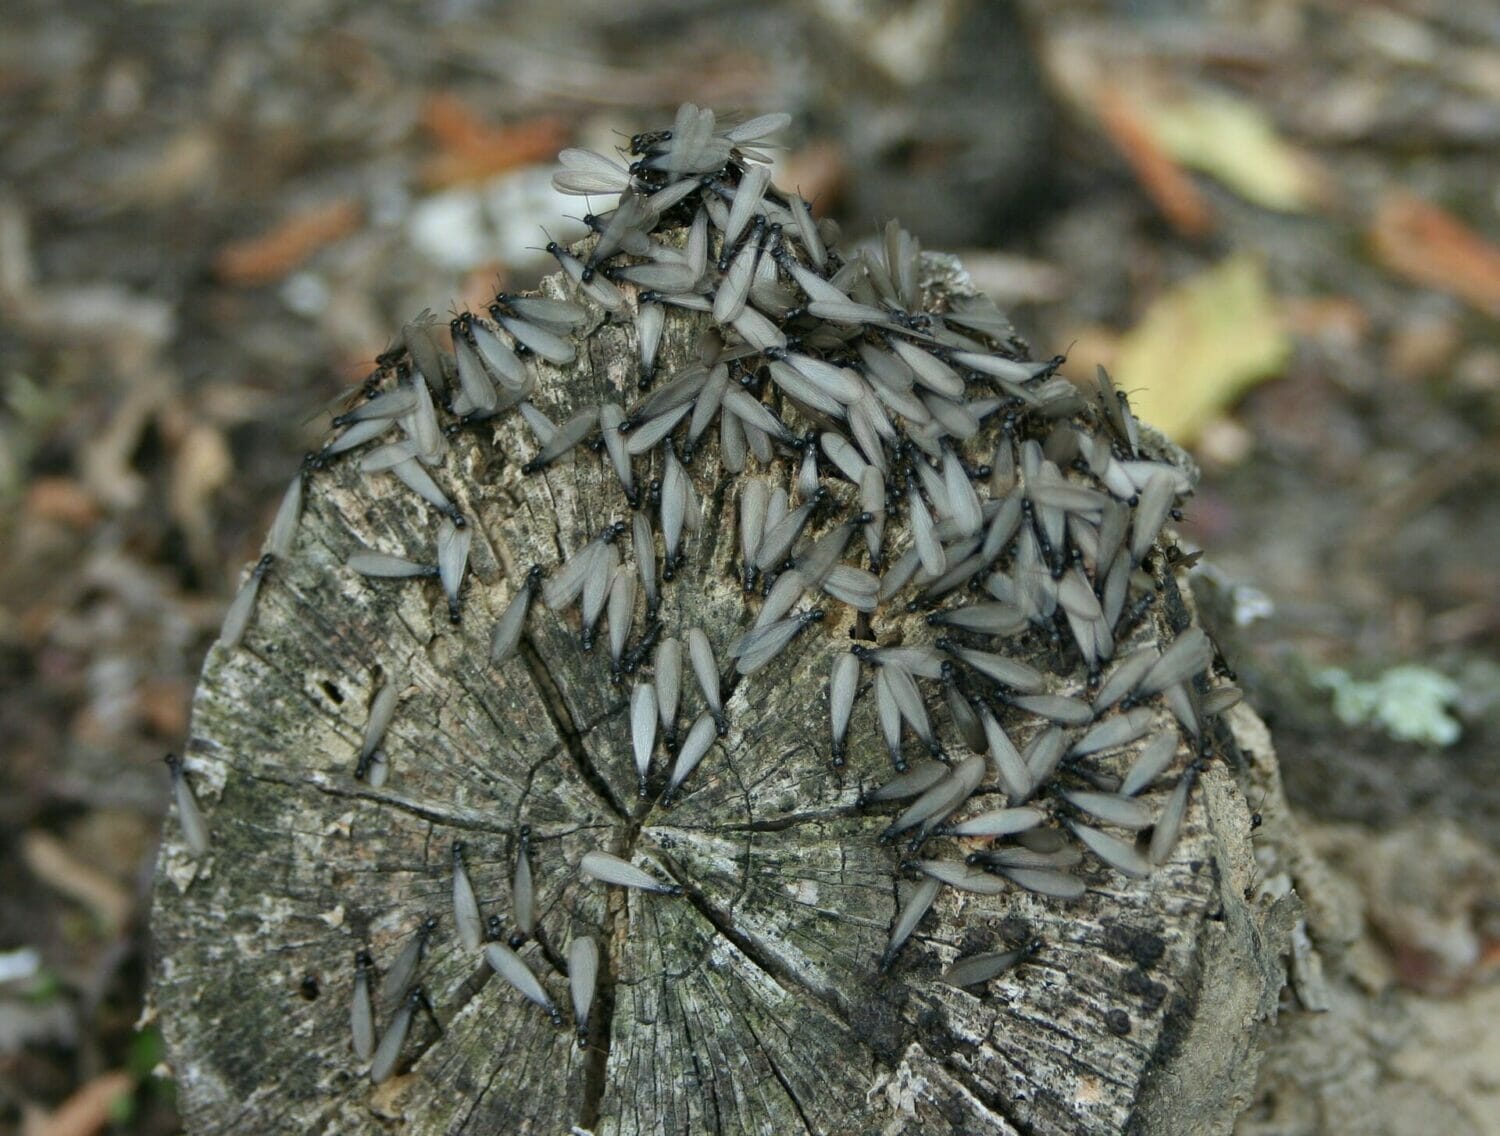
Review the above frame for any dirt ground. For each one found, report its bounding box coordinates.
[1,1,1497,1132]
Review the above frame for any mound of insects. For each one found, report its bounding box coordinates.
[151,105,1283,1136]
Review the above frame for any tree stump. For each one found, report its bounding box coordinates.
[149,116,1295,1135]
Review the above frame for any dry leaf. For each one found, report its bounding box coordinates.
[1386,314,1460,380]
[169,423,232,533]
[1149,91,1326,213]
[1094,84,1213,237]
[22,1071,133,1136]
[1280,295,1370,346]
[421,97,568,189]
[1115,254,1290,444]
[165,420,233,574]
[1371,192,1500,318]
[776,140,847,213]
[136,676,192,738]
[21,832,132,932]
[113,128,218,207]
[214,198,362,286]
[24,477,101,528]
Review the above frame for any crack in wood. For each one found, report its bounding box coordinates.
[459,1023,509,1135]
[707,806,863,833]
[510,625,635,1131]
[240,767,520,834]
[677,996,725,1134]
[660,852,853,1033]
[518,634,631,823]
[739,1015,817,1136]
[576,891,619,1131]
[936,1046,1038,1136]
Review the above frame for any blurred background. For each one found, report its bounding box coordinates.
[2,0,1498,1131]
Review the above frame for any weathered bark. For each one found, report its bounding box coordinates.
[150,257,1296,1135]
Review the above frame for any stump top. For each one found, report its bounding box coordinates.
[151,108,1275,1136]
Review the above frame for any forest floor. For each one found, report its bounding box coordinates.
[1,0,1497,1132]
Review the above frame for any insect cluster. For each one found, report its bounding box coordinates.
[167,104,1246,1112]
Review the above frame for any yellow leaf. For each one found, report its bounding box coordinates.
[1115,255,1289,444]
[1149,92,1322,213]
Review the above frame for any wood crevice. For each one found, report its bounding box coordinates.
[518,633,632,823]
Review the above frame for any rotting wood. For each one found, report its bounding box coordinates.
[150,118,1303,1135]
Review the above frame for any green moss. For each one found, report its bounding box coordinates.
[1314,664,1462,746]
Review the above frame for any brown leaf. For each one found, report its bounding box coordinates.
[1094,84,1213,238]
[214,198,362,286]
[1281,295,1370,347]
[113,128,219,207]
[22,831,133,933]
[21,1071,133,1136]
[136,677,192,739]
[169,422,234,571]
[421,97,568,188]
[776,140,847,214]
[1371,192,1500,318]
[423,91,497,151]
[24,478,102,528]
[1385,313,1460,380]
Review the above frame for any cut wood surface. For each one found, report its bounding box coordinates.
[150,113,1293,1135]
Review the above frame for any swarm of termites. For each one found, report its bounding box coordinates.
[171,104,1245,1098]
